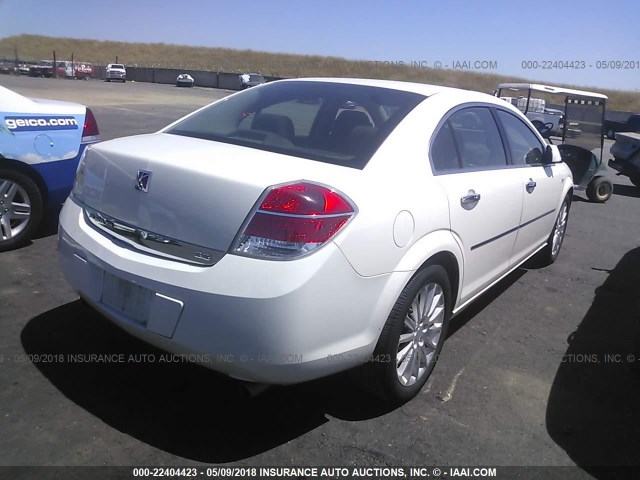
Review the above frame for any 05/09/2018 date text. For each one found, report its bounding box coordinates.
[521,60,640,70]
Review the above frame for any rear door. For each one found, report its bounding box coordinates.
[495,109,564,265]
[431,106,524,304]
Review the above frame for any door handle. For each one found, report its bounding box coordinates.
[461,190,481,209]
[526,179,537,193]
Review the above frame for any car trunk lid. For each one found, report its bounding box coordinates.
[77,132,356,255]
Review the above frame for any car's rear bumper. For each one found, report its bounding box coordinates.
[58,198,399,384]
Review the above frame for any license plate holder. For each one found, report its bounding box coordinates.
[101,272,153,325]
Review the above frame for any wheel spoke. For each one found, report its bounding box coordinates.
[416,344,428,369]
[426,330,441,349]
[397,342,412,365]
[11,201,30,213]
[426,289,442,317]
[3,182,18,202]
[10,202,31,220]
[398,350,414,383]
[421,286,434,320]
[9,210,29,221]
[411,347,421,378]
[428,305,444,325]
[404,314,416,331]
[1,216,12,239]
[399,332,413,344]
[0,180,11,197]
[412,295,423,322]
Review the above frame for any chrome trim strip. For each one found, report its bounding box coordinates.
[83,206,224,266]
[470,208,556,251]
[256,209,354,219]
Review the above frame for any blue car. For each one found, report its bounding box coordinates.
[0,85,100,251]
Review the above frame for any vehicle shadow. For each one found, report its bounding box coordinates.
[20,301,396,462]
[447,268,527,338]
[613,184,640,199]
[34,204,63,240]
[546,247,640,479]
[571,194,590,204]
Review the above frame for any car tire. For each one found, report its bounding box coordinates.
[360,264,451,405]
[532,195,570,267]
[586,176,613,203]
[0,170,44,252]
[106,78,110,82]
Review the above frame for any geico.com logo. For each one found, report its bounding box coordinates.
[5,116,79,131]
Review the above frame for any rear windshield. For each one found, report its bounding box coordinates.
[167,81,425,169]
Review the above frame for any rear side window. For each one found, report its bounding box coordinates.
[496,110,545,165]
[168,81,425,169]
[448,107,507,169]
[431,121,460,171]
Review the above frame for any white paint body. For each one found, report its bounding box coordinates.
[58,78,573,384]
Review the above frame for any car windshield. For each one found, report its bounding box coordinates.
[249,75,264,82]
[111,64,124,69]
[167,81,425,168]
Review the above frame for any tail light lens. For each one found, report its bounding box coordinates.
[82,108,100,142]
[72,146,90,201]
[232,181,356,259]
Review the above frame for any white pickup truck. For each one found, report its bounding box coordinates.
[106,63,127,82]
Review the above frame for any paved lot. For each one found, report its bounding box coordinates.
[1,76,639,477]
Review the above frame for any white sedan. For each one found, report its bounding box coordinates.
[176,73,194,87]
[58,78,572,404]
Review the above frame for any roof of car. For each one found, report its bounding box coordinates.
[0,85,85,114]
[278,77,500,103]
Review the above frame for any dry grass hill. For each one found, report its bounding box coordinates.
[1,34,638,111]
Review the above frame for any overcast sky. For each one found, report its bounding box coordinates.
[1,0,639,90]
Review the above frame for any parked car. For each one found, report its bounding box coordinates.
[239,73,265,89]
[106,63,126,82]
[609,132,640,187]
[28,60,54,78]
[59,78,572,404]
[176,73,194,87]
[28,60,95,80]
[55,61,95,80]
[604,114,640,140]
[0,85,100,251]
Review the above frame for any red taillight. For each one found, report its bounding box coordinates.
[82,108,99,140]
[233,182,356,259]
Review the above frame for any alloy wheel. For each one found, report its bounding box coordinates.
[0,179,32,242]
[396,282,445,386]
[551,202,568,257]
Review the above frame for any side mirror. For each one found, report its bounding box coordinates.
[543,145,562,164]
